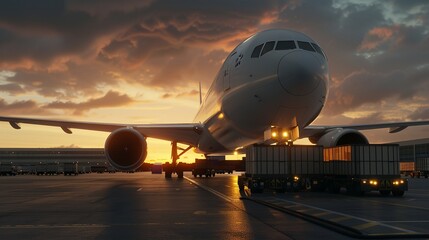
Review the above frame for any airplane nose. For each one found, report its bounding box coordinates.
[278,51,325,96]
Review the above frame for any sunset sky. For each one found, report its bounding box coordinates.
[0,0,429,163]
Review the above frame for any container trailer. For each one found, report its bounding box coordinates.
[415,158,429,178]
[64,162,79,176]
[238,144,408,196]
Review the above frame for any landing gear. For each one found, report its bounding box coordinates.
[164,141,192,178]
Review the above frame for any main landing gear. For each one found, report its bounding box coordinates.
[164,141,192,179]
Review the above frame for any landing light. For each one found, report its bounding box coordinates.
[293,176,299,181]
[282,131,288,138]
[271,132,278,138]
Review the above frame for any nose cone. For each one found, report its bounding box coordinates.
[278,51,326,96]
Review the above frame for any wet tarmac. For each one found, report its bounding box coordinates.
[0,172,428,239]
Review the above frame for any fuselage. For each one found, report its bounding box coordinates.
[194,29,329,153]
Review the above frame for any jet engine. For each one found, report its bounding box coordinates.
[104,127,147,171]
[310,128,369,147]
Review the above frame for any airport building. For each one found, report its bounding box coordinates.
[0,148,106,165]
[392,138,429,162]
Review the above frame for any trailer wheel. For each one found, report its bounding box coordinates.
[392,190,404,197]
[379,190,391,196]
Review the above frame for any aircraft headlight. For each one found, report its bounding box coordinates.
[293,176,299,181]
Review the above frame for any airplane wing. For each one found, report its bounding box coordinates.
[301,120,429,138]
[0,116,203,146]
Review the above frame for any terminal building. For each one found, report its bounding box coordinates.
[0,148,106,165]
[393,138,429,162]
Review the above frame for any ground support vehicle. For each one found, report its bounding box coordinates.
[238,144,408,196]
[415,158,429,178]
[0,162,16,176]
[45,162,60,175]
[192,159,216,178]
[64,162,79,176]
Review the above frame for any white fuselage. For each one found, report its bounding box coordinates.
[194,29,329,153]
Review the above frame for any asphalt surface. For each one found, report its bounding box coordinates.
[0,173,428,239]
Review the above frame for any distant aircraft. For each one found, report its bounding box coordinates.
[1,29,429,176]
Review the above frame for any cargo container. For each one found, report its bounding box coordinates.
[238,144,408,196]
[91,165,107,173]
[415,158,429,178]
[0,162,15,176]
[243,145,325,192]
[192,159,245,177]
[45,162,60,175]
[151,163,163,174]
[36,163,47,175]
[400,162,415,176]
[64,162,79,176]
[192,159,216,177]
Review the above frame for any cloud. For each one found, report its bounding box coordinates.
[0,0,428,126]
[408,108,429,120]
[0,83,26,94]
[162,89,199,99]
[44,90,135,115]
[0,98,50,115]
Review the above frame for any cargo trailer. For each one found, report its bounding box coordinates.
[399,162,415,177]
[0,162,15,176]
[64,162,79,176]
[415,158,429,178]
[238,144,408,196]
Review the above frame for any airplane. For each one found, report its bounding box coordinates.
[1,29,429,177]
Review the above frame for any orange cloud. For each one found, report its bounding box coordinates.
[44,91,135,115]
[359,26,397,50]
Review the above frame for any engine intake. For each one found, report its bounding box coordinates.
[310,128,369,147]
[105,127,147,171]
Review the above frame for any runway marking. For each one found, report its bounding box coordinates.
[329,216,350,222]
[269,197,417,233]
[184,176,232,203]
[312,211,330,217]
[363,199,429,211]
[354,222,379,230]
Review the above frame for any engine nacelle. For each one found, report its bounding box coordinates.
[310,128,369,147]
[104,127,147,171]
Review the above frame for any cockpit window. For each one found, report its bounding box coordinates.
[297,41,316,52]
[261,41,275,56]
[251,44,263,58]
[275,41,296,50]
[310,43,326,59]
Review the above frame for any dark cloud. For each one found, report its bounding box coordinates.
[0,83,26,94]
[0,98,50,115]
[323,67,429,115]
[0,0,428,123]
[43,90,135,115]
[408,108,429,120]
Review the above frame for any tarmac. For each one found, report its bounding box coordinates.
[0,172,428,239]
